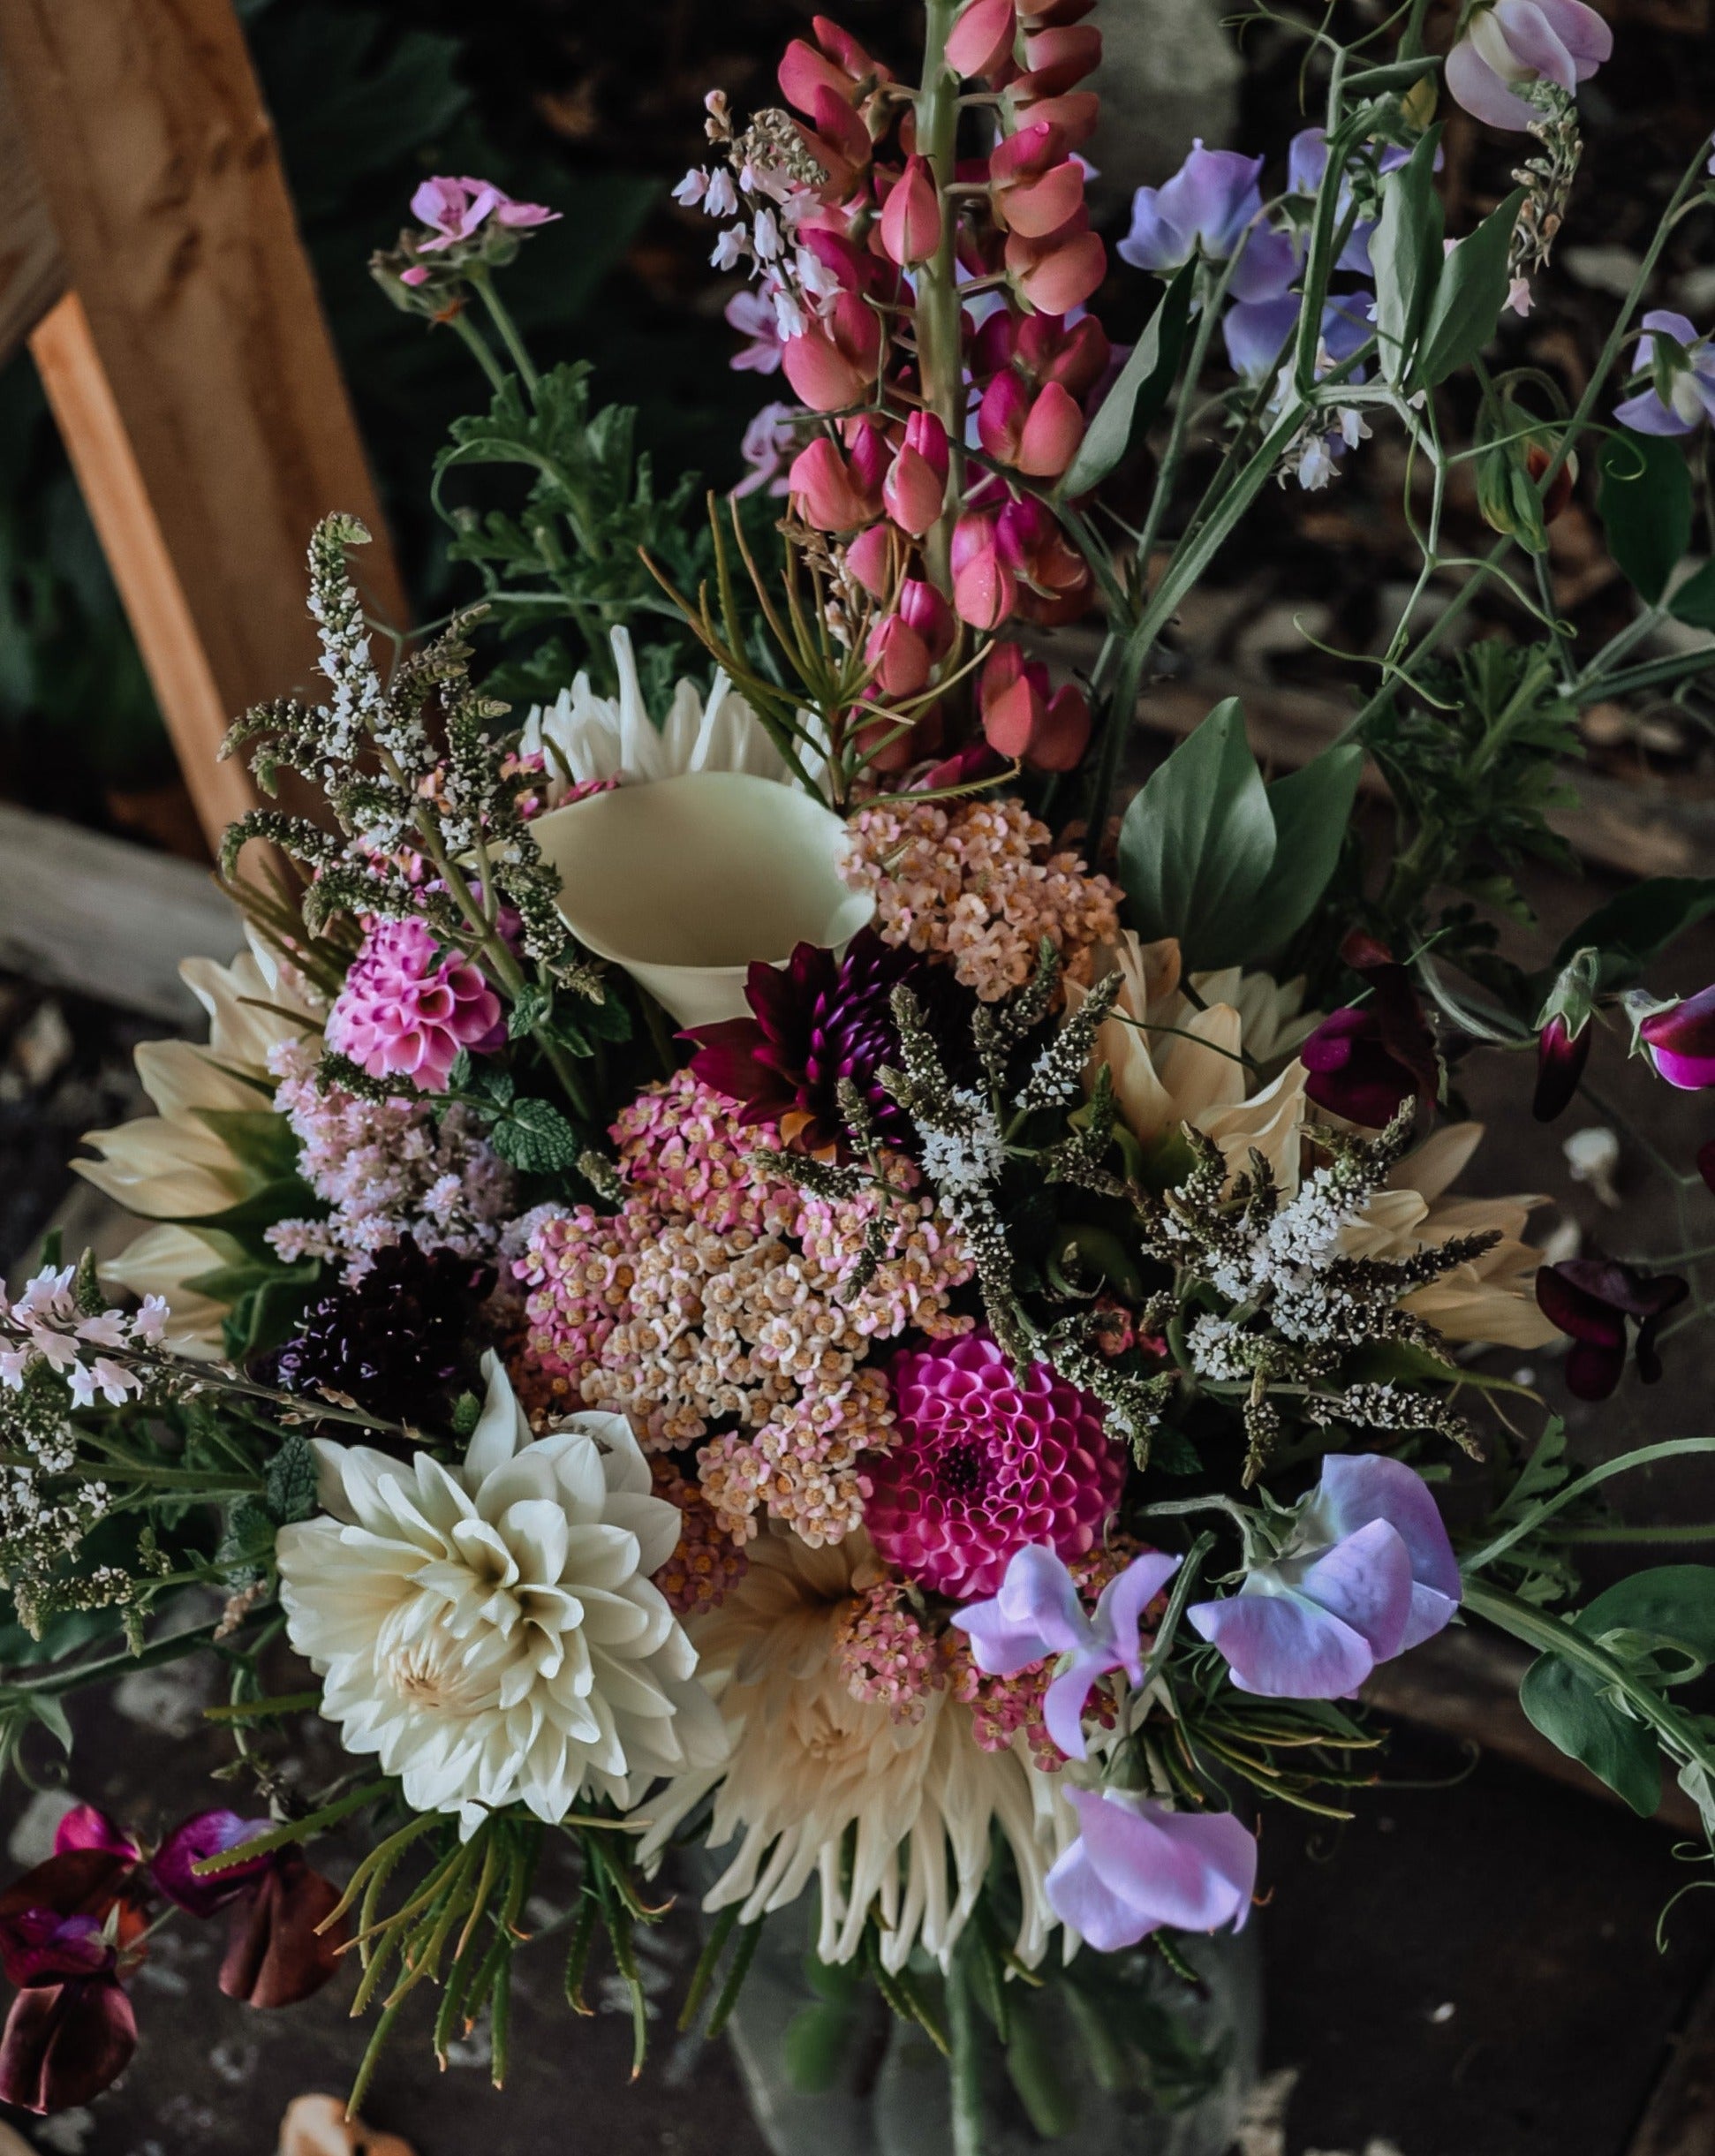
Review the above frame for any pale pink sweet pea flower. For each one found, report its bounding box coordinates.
[1445,1,1612,132]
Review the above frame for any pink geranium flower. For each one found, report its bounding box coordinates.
[409,175,561,254]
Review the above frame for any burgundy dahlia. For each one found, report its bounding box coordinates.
[686,928,930,1157]
[864,1329,1125,1600]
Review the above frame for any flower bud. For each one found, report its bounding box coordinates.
[845,520,898,594]
[1006,221,1107,315]
[865,612,933,698]
[897,577,956,658]
[1018,23,1102,94]
[1032,683,1091,769]
[789,437,880,529]
[1017,379,1085,476]
[995,156,1085,238]
[951,512,1017,629]
[980,647,1046,758]
[978,369,1031,463]
[884,436,948,535]
[781,290,880,411]
[880,155,943,268]
[947,0,1018,80]
[1532,947,1599,1122]
[1007,87,1099,148]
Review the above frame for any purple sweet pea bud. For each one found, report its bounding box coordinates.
[152,1811,274,1919]
[1046,1789,1257,1950]
[1118,143,1264,273]
[1188,1455,1462,1699]
[0,1971,136,2114]
[1634,983,1715,1090]
[1532,948,1599,1122]
[1446,0,1612,132]
[1536,1258,1689,1400]
[51,1806,139,1863]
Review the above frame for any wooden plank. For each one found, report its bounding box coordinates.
[1626,1960,1715,2156]
[0,0,407,850]
[0,800,240,1025]
[0,57,61,368]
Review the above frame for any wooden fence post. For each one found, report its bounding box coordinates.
[0,0,407,851]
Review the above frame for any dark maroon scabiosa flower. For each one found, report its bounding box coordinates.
[1533,1013,1592,1123]
[1535,1258,1689,1401]
[1635,985,1715,1091]
[0,1842,147,2114]
[686,928,932,1158]
[260,1239,495,1432]
[1302,932,1439,1130]
[153,1812,345,2009]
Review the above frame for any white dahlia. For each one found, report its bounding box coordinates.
[276,1356,725,1836]
[636,1528,1070,1972]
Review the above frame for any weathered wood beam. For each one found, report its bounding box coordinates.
[1625,1959,1715,2156]
[0,58,61,369]
[0,0,408,851]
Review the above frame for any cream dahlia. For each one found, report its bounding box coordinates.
[276,1355,724,1836]
[635,1528,1070,1971]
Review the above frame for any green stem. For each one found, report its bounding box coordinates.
[470,269,540,397]
[448,309,509,397]
[914,0,964,594]
[1462,1436,1715,1572]
[9,1618,227,1700]
[946,1941,986,2156]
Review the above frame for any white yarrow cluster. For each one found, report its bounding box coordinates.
[918,1090,1007,1199]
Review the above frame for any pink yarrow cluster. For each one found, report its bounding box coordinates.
[843,795,1121,1000]
[325,917,503,1093]
[264,1039,515,1282]
[510,1070,974,1552]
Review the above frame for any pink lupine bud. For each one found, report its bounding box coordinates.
[1033,683,1091,769]
[845,520,897,594]
[880,155,943,268]
[998,157,1086,238]
[982,670,1045,759]
[789,436,880,529]
[780,36,853,115]
[990,121,1061,185]
[897,577,956,658]
[973,309,1020,380]
[1017,379,1085,476]
[781,290,881,409]
[978,369,1031,463]
[865,612,933,697]
[903,407,951,477]
[1019,24,1101,94]
[1019,312,1110,397]
[996,496,1093,621]
[808,86,873,189]
[1006,219,1107,314]
[799,223,873,294]
[847,414,892,497]
[1008,87,1099,148]
[885,442,948,535]
[816,14,884,79]
[947,0,1018,80]
[951,512,1017,629]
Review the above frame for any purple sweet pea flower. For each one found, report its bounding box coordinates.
[1188,1455,1462,1699]
[1613,312,1715,438]
[951,1544,1182,1759]
[1535,1258,1689,1400]
[1286,130,1418,277]
[1446,1,1613,132]
[1302,932,1439,1129]
[1636,983,1715,1087]
[1046,1790,1257,1950]
[153,1812,345,2010]
[410,175,561,253]
[1118,144,1264,273]
[152,1811,274,1920]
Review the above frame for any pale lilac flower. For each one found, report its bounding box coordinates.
[410,176,560,253]
[753,208,783,263]
[1507,276,1535,317]
[705,169,738,219]
[772,287,807,340]
[0,1349,30,1389]
[672,168,709,208]
[13,1268,74,1326]
[725,287,785,373]
[951,1544,1182,1759]
[1614,311,1715,436]
[1046,1790,1257,1950]
[711,228,750,273]
[732,402,802,500]
[1118,143,1264,272]
[133,1297,169,1348]
[1446,1,1612,132]
[1189,1455,1461,1698]
[74,1313,130,1351]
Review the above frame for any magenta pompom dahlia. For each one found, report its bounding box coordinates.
[864,1330,1124,1600]
[326,918,502,1093]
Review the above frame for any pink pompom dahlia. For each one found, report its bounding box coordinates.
[326,918,502,1093]
[864,1330,1124,1600]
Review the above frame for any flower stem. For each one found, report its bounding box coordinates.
[470,269,540,398]
[914,0,965,594]
[448,308,510,397]
[945,1940,986,2156]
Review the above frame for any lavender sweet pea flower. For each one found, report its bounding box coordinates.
[1188,1456,1462,1699]
[1613,313,1715,438]
[1119,144,1264,273]
[1446,1,1613,132]
[952,1544,1182,1759]
[1286,130,1416,276]
[1046,1789,1257,1950]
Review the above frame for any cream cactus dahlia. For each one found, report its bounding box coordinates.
[276,1355,725,1837]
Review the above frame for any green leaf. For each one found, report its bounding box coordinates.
[1579,1566,1715,1666]
[1598,430,1693,604]
[1410,186,1525,391]
[1115,700,1277,970]
[1670,558,1715,631]
[29,1696,72,1754]
[1240,744,1364,956]
[1006,2003,1079,2137]
[1552,875,1715,986]
[170,1175,321,1234]
[508,985,552,1040]
[1059,259,1196,496]
[1369,127,1444,387]
[782,2001,855,2094]
[266,1434,320,1526]
[491,1096,582,1174]
[1518,1652,1661,1815]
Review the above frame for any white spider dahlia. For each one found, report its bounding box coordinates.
[276,1355,725,1836]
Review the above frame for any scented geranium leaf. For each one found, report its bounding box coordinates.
[491,1096,581,1174]
[1117,700,1276,970]
[1518,1652,1661,1815]
[1060,259,1196,496]
[266,1434,321,1527]
[1552,875,1715,987]
[1410,187,1525,391]
[1598,431,1693,604]
[1669,559,1715,630]
[1370,127,1444,386]
[1236,743,1364,956]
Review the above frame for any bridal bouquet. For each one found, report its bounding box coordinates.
[7,0,1715,2141]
